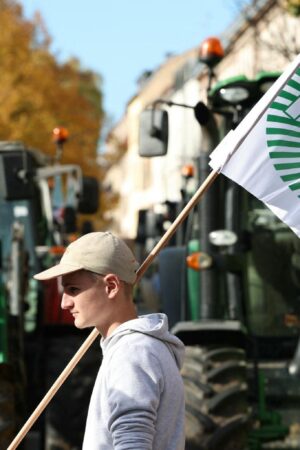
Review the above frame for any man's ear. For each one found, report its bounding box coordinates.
[104,274,120,298]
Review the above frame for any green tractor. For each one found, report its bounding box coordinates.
[138,46,300,449]
[0,139,100,449]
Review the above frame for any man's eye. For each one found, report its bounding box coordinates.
[68,287,79,295]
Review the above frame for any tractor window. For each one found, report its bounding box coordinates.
[245,196,300,337]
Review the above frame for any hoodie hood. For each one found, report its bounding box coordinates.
[101,313,185,369]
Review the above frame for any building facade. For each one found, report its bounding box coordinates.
[104,0,300,241]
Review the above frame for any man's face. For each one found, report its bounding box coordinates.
[61,270,109,330]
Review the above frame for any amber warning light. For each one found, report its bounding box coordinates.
[52,126,69,144]
[186,252,213,271]
[181,164,195,179]
[199,37,224,67]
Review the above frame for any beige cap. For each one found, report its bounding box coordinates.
[34,231,139,284]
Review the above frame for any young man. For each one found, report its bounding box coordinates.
[34,231,185,450]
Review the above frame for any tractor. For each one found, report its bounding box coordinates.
[138,40,300,449]
[0,134,100,450]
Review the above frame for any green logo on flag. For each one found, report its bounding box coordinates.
[267,67,300,196]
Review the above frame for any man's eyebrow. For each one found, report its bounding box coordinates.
[61,281,76,288]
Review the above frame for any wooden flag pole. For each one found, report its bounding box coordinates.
[7,168,219,450]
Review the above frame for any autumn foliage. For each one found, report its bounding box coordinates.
[0,0,109,229]
[0,0,103,178]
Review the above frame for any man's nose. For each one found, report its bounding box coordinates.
[61,293,73,310]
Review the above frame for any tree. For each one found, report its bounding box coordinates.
[0,0,104,179]
[232,0,300,59]
[0,0,105,230]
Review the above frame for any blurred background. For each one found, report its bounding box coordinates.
[1,1,300,449]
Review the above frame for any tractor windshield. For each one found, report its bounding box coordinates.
[245,195,300,337]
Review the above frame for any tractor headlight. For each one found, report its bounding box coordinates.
[259,80,275,94]
[209,230,238,247]
[219,86,250,104]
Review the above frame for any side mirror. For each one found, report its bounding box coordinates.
[0,148,37,200]
[78,176,99,214]
[139,109,169,157]
[63,206,77,233]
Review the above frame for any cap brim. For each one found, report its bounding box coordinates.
[34,263,84,281]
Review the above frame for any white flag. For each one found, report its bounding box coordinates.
[209,54,300,237]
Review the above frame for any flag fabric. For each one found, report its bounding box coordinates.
[209,54,300,237]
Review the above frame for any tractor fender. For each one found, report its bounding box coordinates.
[171,319,247,348]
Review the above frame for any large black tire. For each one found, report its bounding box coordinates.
[0,364,16,449]
[182,346,251,450]
[0,361,26,450]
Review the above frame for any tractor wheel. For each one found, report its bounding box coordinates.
[182,345,251,450]
[0,364,17,450]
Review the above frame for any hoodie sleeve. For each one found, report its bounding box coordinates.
[105,343,164,450]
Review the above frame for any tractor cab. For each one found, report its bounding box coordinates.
[0,133,100,449]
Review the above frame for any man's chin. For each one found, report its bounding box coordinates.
[74,319,93,329]
[74,319,85,329]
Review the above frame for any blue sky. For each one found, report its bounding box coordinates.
[19,1,241,125]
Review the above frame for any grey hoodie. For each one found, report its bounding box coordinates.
[82,313,185,450]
